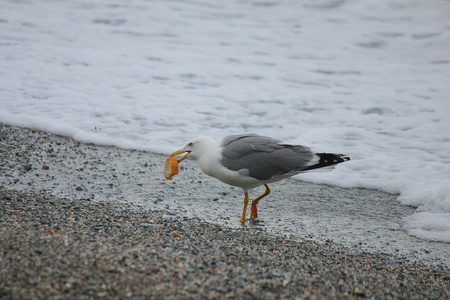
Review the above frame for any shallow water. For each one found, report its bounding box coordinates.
[1,128,447,267]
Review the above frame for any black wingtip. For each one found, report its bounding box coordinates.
[303,153,350,171]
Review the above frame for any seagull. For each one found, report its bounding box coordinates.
[169,133,350,223]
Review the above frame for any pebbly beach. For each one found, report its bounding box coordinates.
[0,124,449,299]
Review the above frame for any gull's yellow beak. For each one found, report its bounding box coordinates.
[170,149,190,162]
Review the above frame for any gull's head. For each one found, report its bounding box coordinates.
[170,136,216,161]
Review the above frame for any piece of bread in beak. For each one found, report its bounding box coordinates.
[164,157,179,180]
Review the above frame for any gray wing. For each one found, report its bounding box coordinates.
[220,134,314,180]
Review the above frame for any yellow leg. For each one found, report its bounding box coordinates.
[240,192,250,223]
[250,184,271,219]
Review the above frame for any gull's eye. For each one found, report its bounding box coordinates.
[188,143,193,147]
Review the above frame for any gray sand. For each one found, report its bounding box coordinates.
[1,124,448,266]
[1,124,449,299]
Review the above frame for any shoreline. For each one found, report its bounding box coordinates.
[1,123,448,266]
[1,124,449,298]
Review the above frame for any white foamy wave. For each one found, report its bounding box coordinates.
[404,211,450,243]
[402,186,450,242]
